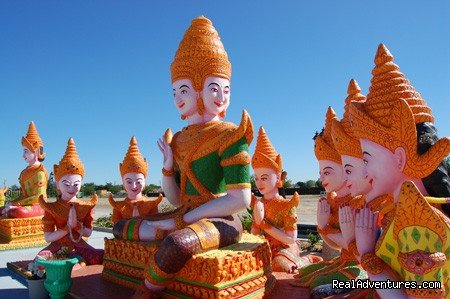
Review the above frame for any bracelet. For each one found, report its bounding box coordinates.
[361,252,385,275]
[162,167,175,176]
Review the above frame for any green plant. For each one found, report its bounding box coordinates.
[307,232,321,247]
[94,214,113,228]
[239,211,253,232]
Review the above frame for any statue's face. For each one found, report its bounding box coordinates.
[201,76,230,117]
[254,167,279,196]
[122,172,145,198]
[57,174,82,200]
[172,79,198,118]
[341,155,372,196]
[23,147,38,165]
[318,160,346,193]
[360,138,404,199]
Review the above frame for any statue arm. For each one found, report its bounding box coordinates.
[42,210,69,243]
[161,168,181,207]
[13,170,47,206]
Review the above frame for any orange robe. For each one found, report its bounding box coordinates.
[108,194,162,224]
[38,195,103,265]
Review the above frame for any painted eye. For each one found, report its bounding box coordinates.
[324,171,330,176]
[211,87,218,92]
[181,90,187,95]
[224,89,230,94]
[345,169,351,175]
[363,159,368,165]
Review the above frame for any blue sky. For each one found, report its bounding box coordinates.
[1,1,449,186]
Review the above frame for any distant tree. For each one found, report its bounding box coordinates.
[283,179,293,188]
[250,175,256,189]
[296,181,307,188]
[144,184,162,194]
[46,172,57,197]
[80,182,96,196]
[445,156,450,172]
[316,179,323,189]
[306,180,317,188]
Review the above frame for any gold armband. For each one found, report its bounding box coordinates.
[162,168,175,177]
[361,252,385,275]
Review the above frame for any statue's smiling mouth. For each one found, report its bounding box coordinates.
[178,102,185,108]
[214,101,224,107]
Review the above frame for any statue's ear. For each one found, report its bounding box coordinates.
[394,147,407,172]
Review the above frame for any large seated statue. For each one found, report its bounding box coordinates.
[0,122,48,250]
[38,138,104,265]
[250,126,322,273]
[348,44,450,298]
[1,122,47,218]
[106,16,274,298]
[292,107,366,293]
[108,136,162,224]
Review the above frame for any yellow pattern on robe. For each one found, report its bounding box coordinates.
[375,181,450,298]
[14,164,48,206]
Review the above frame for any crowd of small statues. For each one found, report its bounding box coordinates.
[1,15,449,299]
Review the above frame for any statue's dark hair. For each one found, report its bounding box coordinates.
[417,122,450,216]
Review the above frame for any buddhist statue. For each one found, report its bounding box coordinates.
[38,138,104,265]
[291,107,366,294]
[1,122,47,218]
[348,44,450,298]
[251,126,322,273]
[107,17,274,298]
[108,136,162,224]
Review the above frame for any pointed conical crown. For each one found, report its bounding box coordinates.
[348,44,450,178]
[252,127,282,172]
[365,44,433,126]
[21,121,45,160]
[54,138,85,181]
[331,79,366,158]
[119,136,148,177]
[171,16,231,91]
[314,107,342,163]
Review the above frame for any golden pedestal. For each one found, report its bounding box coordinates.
[102,233,275,298]
[0,217,47,250]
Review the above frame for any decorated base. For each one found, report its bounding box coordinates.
[0,217,47,250]
[102,233,275,298]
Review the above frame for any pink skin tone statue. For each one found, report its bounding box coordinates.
[354,139,429,299]
[317,160,350,250]
[138,76,249,292]
[337,155,372,256]
[252,168,296,246]
[43,174,93,243]
[2,148,41,216]
[122,173,145,200]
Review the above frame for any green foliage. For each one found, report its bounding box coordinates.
[296,181,307,188]
[306,180,317,188]
[94,214,113,228]
[250,175,256,189]
[283,179,293,188]
[307,232,321,247]
[80,183,96,197]
[445,155,450,172]
[143,184,161,194]
[239,211,253,232]
[316,179,323,189]
[46,172,57,197]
